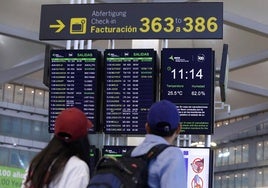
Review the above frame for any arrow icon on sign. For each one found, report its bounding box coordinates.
[49,20,65,33]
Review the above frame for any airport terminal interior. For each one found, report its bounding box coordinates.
[0,0,268,187]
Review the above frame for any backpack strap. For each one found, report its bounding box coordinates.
[144,144,171,161]
[125,144,172,161]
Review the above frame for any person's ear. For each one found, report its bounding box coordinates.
[145,123,151,133]
[175,124,182,134]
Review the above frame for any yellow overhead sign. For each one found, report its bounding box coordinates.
[40,2,223,40]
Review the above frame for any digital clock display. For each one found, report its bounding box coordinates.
[104,49,156,134]
[161,48,214,134]
[49,49,101,133]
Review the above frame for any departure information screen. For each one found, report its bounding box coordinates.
[104,49,156,134]
[49,49,100,133]
[102,145,135,158]
[161,48,214,134]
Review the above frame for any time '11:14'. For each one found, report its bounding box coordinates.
[171,68,203,79]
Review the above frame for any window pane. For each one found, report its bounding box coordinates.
[256,142,263,161]
[24,87,35,106]
[21,119,32,139]
[0,84,3,101]
[264,168,268,186]
[44,91,49,109]
[214,176,222,188]
[235,173,242,188]
[215,149,222,167]
[228,174,235,188]
[8,149,34,169]
[0,147,9,166]
[0,115,12,135]
[11,117,22,137]
[9,149,21,168]
[235,145,242,164]
[242,144,249,163]
[32,121,43,140]
[255,169,263,187]
[241,172,249,188]
[4,84,14,103]
[229,146,235,165]
[14,85,24,105]
[34,89,44,108]
[221,175,229,188]
[264,140,268,160]
[18,150,31,169]
[222,148,229,165]
[40,122,50,142]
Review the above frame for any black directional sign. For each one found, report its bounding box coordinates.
[39,2,223,40]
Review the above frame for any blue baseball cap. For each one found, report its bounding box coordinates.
[147,100,180,133]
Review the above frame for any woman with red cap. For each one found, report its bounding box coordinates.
[21,107,93,188]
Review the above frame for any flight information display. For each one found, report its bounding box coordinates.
[161,48,214,134]
[49,49,101,133]
[104,49,156,134]
[102,145,135,158]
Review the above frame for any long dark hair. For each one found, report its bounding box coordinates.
[24,135,90,187]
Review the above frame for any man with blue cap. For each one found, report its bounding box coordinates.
[131,99,187,188]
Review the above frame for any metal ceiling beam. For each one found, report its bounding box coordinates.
[0,53,44,85]
[215,102,268,121]
[224,11,268,37]
[228,80,268,97]
[0,23,65,47]
[229,50,268,70]
[14,77,48,90]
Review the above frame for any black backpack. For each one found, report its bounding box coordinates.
[88,144,170,188]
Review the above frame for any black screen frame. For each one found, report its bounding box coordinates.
[48,49,101,133]
[160,48,215,135]
[219,44,229,102]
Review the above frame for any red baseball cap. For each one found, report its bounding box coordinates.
[54,107,93,142]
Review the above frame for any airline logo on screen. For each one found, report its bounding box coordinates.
[168,53,206,63]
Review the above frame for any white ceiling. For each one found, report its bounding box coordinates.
[0,0,268,142]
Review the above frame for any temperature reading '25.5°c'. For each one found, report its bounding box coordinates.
[171,68,204,79]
